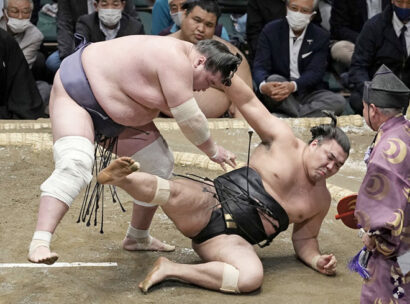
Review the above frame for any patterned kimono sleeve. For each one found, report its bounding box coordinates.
[355,140,410,257]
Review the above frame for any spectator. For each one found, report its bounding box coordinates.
[153,0,230,41]
[75,0,144,43]
[253,0,346,118]
[1,0,51,110]
[348,1,410,115]
[0,28,45,119]
[151,0,172,35]
[29,0,39,24]
[45,0,138,74]
[246,0,322,65]
[1,0,43,68]
[168,0,253,118]
[330,0,389,74]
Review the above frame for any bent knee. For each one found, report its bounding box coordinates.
[238,269,264,293]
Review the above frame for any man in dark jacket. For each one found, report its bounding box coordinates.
[246,0,322,65]
[329,0,389,73]
[75,0,144,43]
[0,28,45,119]
[45,0,138,73]
[253,0,345,117]
[348,1,410,115]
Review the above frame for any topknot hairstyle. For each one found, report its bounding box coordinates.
[308,110,350,155]
[194,39,242,86]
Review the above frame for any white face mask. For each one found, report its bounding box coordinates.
[170,11,183,27]
[7,17,31,33]
[286,9,315,31]
[98,9,122,27]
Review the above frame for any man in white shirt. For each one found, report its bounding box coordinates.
[0,0,43,68]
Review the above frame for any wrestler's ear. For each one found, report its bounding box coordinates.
[310,139,319,148]
[193,56,206,68]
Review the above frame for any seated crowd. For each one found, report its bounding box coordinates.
[1,0,409,119]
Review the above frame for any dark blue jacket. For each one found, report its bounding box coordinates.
[253,18,329,96]
[330,0,389,43]
[75,12,145,44]
[348,4,410,95]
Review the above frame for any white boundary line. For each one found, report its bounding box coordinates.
[0,262,117,268]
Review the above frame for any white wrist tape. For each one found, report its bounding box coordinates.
[311,255,321,271]
[29,231,52,253]
[149,176,170,206]
[220,263,240,293]
[170,98,210,146]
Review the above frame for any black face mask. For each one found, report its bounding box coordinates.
[393,4,410,23]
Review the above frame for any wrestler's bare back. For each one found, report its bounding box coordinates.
[81,36,196,127]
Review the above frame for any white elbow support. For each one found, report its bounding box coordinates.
[40,136,94,207]
[170,98,210,146]
[220,263,240,293]
[149,176,170,206]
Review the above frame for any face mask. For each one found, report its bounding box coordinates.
[98,9,122,27]
[170,11,183,27]
[7,17,31,33]
[393,5,410,23]
[286,9,314,31]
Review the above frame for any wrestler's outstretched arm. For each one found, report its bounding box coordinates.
[291,199,337,276]
[221,75,297,147]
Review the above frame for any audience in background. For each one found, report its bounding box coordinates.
[45,0,138,74]
[151,0,173,34]
[1,0,51,109]
[167,0,252,118]
[246,0,322,65]
[253,0,345,117]
[348,1,410,115]
[330,0,389,75]
[154,0,230,41]
[0,28,46,119]
[1,0,43,68]
[75,0,144,44]
[2,0,407,120]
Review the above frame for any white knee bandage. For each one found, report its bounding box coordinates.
[131,137,174,207]
[149,176,170,206]
[40,136,94,207]
[220,263,240,293]
[29,231,52,254]
[170,98,210,146]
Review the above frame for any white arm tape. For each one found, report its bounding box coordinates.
[170,98,210,146]
[220,263,240,293]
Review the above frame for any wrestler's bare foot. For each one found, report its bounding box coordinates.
[139,257,174,293]
[122,236,175,252]
[28,246,59,265]
[97,157,140,185]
